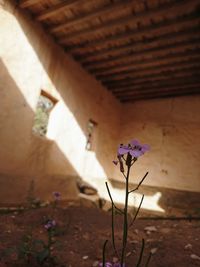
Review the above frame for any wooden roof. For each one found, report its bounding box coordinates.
[19,0,200,102]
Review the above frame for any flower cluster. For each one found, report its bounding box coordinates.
[52,191,61,200]
[44,220,56,230]
[113,140,150,173]
[118,140,150,158]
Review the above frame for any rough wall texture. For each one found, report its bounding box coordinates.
[0,1,121,204]
[0,1,199,206]
[119,96,200,192]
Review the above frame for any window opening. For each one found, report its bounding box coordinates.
[85,119,97,151]
[32,90,57,137]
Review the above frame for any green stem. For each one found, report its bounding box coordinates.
[102,240,108,267]
[106,182,124,215]
[111,204,119,257]
[136,239,145,267]
[145,252,152,267]
[129,194,144,227]
[47,231,52,258]
[120,164,131,266]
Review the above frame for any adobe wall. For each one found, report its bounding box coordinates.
[0,0,121,204]
[0,1,199,207]
[119,96,200,192]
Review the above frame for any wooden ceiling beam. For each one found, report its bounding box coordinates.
[36,0,83,21]
[86,44,200,72]
[19,0,41,8]
[93,48,200,78]
[102,72,200,90]
[119,87,200,102]
[85,40,200,70]
[97,61,199,83]
[113,83,200,96]
[120,86,200,99]
[102,68,200,85]
[76,28,200,62]
[100,63,200,83]
[98,58,200,81]
[108,79,200,93]
[94,53,200,77]
[58,0,193,43]
[107,76,200,92]
[66,12,200,53]
[50,0,136,34]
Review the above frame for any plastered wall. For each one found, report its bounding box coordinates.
[118,96,200,192]
[0,1,199,206]
[0,0,121,204]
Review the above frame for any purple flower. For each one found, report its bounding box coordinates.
[44,220,56,230]
[99,263,125,267]
[118,140,150,159]
[53,191,61,200]
[99,263,112,267]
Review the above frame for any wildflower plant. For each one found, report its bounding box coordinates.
[36,219,57,265]
[101,140,151,267]
[52,191,61,208]
[4,191,62,266]
[4,219,59,266]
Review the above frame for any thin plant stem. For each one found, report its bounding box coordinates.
[102,240,108,267]
[136,238,145,267]
[47,231,52,255]
[111,203,119,257]
[128,172,148,194]
[105,182,124,215]
[129,194,144,227]
[145,252,152,267]
[122,172,127,179]
[120,163,131,266]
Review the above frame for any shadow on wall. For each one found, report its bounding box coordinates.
[0,58,165,214]
[0,59,79,205]
[8,2,120,182]
[1,3,165,214]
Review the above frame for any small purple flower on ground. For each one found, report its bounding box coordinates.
[118,139,150,159]
[99,263,112,267]
[44,220,56,230]
[53,191,61,200]
[99,263,125,267]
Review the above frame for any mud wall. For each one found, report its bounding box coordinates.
[0,1,199,206]
[119,96,200,192]
[0,0,121,204]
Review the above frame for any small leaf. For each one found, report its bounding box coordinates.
[37,248,49,264]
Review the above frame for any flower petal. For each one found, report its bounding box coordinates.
[130,139,140,147]
[141,144,150,152]
[118,145,130,155]
[129,149,143,158]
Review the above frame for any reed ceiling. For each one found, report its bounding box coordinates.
[18,0,200,102]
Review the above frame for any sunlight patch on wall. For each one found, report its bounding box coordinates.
[46,101,164,213]
[47,101,107,179]
[0,8,44,109]
[79,170,165,213]
[98,184,165,213]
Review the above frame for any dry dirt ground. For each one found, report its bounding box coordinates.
[0,203,199,267]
